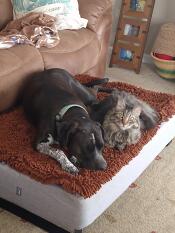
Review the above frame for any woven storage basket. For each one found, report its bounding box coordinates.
[152,23,175,57]
[151,52,175,79]
[151,23,175,79]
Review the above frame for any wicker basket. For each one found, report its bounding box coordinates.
[152,23,175,57]
[151,53,175,79]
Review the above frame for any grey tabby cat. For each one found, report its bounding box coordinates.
[102,90,159,150]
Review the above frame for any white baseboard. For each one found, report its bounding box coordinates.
[108,46,152,65]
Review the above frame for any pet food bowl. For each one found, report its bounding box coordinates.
[151,52,175,79]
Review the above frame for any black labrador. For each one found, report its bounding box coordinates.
[22,68,108,174]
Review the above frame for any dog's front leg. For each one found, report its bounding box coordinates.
[36,134,79,174]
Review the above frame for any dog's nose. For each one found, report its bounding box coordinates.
[96,160,107,170]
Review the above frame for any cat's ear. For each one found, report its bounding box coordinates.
[117,95,125,110]
[133,106,141,116]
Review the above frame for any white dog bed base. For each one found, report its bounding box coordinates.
[0,116,175,232]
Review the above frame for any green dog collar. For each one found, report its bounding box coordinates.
[56,104,88,121]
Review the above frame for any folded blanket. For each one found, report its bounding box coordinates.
[0,12,60,49]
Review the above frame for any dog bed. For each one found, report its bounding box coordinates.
[0,76,175,232]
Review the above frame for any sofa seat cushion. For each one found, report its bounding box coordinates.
[0,50,22,77]
[0,45,44,112]
[39,28,100,75]
[0,45,43,77]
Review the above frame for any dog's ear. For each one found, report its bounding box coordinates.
[65,121,79,147]
[90,95,117,123]
[95,122,104,139]
[55,121,68,144]
[56,120,79,147]
[98,123,105,140]
[93,122,104,148]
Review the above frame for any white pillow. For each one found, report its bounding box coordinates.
[11,0,88,30]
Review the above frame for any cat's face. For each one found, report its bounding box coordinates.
[115,108,140,130]
[115,98,141,130]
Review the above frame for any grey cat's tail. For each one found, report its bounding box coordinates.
[137,98,159,130]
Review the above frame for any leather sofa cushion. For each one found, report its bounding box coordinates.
[0,0,13,30]
[40,28,100,75]
[0,45,43,112]
[0,46,41,77]
[0,50,22,77]
[78,0,112,32]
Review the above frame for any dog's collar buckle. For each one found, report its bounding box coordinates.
[56,104,88,121]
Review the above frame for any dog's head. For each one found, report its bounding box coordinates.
[56,119,107,171]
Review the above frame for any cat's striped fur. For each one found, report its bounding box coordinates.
[102,90,159,150]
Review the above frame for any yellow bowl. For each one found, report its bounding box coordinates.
[151,52,175,79]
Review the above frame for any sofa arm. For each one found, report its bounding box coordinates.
[0,0,13,30]
[78,0,112,32]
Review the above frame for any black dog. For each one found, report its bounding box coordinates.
[22,68,107,174]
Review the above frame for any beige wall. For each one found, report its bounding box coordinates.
[111,0,174,55]
[166,0,175,21]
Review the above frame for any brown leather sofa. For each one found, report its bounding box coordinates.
[0,0,112,112]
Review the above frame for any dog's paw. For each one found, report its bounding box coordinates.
[64,164,79,175]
